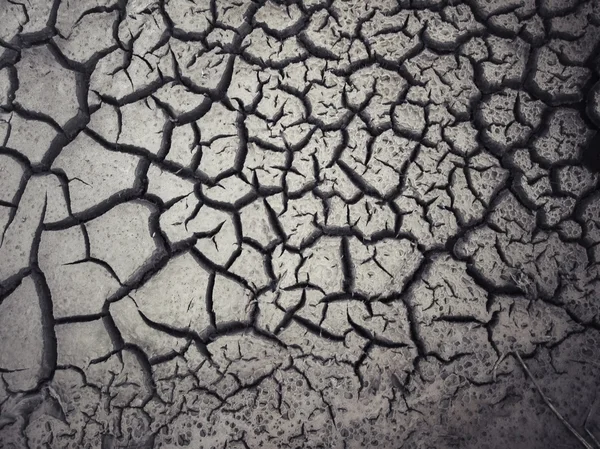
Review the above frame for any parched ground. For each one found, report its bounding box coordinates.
[1,0,600,448]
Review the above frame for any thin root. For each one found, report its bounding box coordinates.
[584,390,600,449]
[514,351,595,449]
[491,352,506,382]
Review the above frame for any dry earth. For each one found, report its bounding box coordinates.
[1,0,600,448]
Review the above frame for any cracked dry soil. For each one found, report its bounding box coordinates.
[1,0,600,448]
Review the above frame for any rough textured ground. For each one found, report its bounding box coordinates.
[1,0,600,448]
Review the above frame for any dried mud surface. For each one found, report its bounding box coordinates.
[1,0,600,448]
